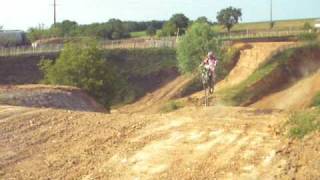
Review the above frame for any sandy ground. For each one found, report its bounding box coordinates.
[0,105,292,180]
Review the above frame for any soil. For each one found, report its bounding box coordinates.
[0,105,291,180]
[0,85,105,112]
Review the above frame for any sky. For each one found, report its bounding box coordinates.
[1,0,320,30]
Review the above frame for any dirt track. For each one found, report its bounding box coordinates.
[0,105,292,179]
[1,41,319,179]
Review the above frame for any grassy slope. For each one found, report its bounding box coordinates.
[104,48,178,106]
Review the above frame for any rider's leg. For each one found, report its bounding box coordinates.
[209,73,213,94]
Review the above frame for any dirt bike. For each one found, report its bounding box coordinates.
[200,66,214,107]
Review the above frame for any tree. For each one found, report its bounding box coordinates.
[170,13,189,29]
[169,13,190,35]
[177,22,221,73]
[195,16,211,24]
[217,7,242,32]
[159,21,177,36]
[303,22,312,30]
[146,25,156,36]
[39,40,117,108]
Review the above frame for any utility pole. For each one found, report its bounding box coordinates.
[270,0,273,29]
[54,0,57,26]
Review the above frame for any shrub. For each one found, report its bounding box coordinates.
[161,100,184,113]
[39,40,117,108]
[298,32,318,41]
[303,22,312,30]
[177,22,221,74]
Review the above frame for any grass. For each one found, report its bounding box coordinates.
[311,92,320,107]
[132,18,318,39]
[215,18,317,33]
[287,109,320,139]
[130,31,147,38]
[161,100,184,113]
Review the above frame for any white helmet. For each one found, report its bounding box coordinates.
[208,51,214,58]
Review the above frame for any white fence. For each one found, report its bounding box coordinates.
[0,30,312,57]
[0,38,177,56]
[218,30,309,40]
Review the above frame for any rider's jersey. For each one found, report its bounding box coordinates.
[203,57,217,73]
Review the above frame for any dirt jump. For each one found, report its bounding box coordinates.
[0,85,105,112]
[252,70,320,110]
[0,41,319,179]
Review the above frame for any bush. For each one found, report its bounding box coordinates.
[298,32,318,41]
[312,92,320,107]
[161,100,184,113]
[177,22,221,74]
[287,110,320,139]
[39,40,117,108]
[303,22,312,30]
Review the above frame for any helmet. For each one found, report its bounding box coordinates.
[208,51,214,58]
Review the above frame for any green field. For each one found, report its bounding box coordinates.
[130,18,318,38]
[220,18,318,32]
[130,31,147,38]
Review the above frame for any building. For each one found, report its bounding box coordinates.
[0,30,29,48]
[315,19,320,29]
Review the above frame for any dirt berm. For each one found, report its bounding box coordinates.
[0,85,105,112]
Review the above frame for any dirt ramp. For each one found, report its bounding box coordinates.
[252,71,320,110]
[0,85,105,112]
[118,75,193,113]
[216,42,296,91]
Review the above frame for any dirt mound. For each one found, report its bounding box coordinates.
[252,71,320,109]
[0,105,292,179]
[0,85,105,112]
[190,42,296,101]
[247,44,320,109]
[216,42,296,91]
[118,75,193,113]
